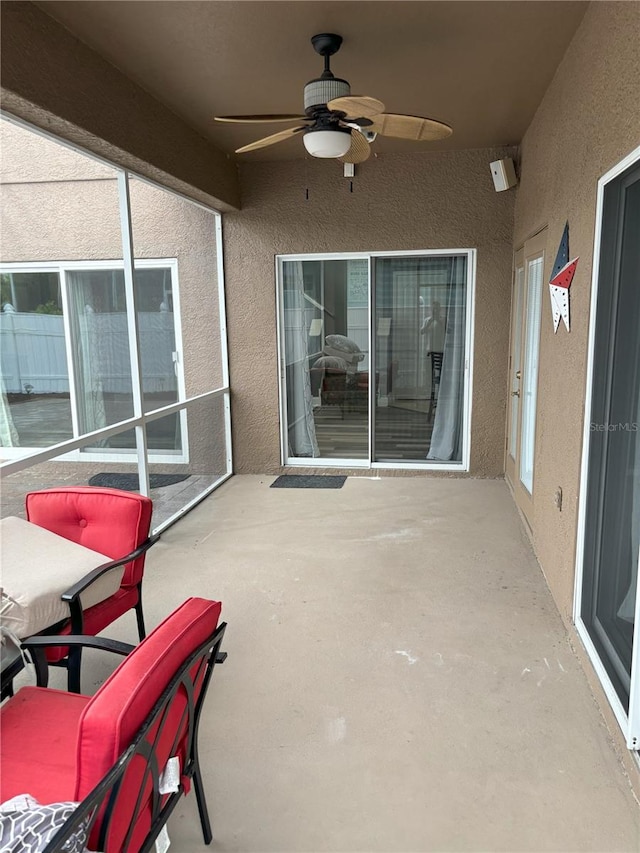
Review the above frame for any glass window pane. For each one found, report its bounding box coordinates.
[509,266,524,459]
[66,268,134,435]
[1,271,73,451]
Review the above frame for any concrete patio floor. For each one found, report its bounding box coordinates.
[57,475,640,851]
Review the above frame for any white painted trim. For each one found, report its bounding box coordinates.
[215,215,231,394]
[462,249,476,472]
[575,617,630,739]
[118,171,150,494]
[58,268,81,441]
[286,457,370,469]
[368,254,375,464]
[275,256,289,466]
[573,144,640,749]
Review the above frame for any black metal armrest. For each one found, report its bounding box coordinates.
[21,635,135,656]
[19,634,135,689]
[61,534,160,605]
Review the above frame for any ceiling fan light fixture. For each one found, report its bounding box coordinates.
[303,127,352,158]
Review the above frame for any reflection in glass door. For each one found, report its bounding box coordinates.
[279,252,472,467]
[281,258,369,461]
[373,255,468,463]
[580,161,640,732]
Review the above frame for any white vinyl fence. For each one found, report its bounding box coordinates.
[0,312,176,394]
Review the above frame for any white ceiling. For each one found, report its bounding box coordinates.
[38,1,588,160]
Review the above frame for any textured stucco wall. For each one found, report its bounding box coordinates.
[0,2,239,211]
[513,1,640,623]
[223,147,516,475]
[1,121,223,470]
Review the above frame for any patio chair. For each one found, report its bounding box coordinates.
[0,597,227,852]
[24,486,156,692]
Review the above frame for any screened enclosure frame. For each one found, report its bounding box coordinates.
[0,112,233,533]
[276,249,476,471]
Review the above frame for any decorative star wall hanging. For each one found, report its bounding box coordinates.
[549,222,579,333]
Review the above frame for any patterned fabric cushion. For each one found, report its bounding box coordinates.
[323,335,365,372]
[0,794,90,852]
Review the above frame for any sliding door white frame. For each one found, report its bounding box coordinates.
[276,249,476,471]
[573,144,640,750]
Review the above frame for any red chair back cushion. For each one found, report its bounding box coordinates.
[26,487,153,587]
[75,597,222,850]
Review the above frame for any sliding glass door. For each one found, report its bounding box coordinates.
[577,153,640,747]
[278,251,473,468]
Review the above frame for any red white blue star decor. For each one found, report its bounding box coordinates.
[549,222,579,333]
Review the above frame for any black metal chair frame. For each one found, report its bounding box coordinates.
[19,620,227,853]
[428,351,444,422]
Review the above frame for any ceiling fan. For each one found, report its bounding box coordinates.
[214,33,452,163]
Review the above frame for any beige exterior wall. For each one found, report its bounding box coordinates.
[1,120,224,471]
[0,1,239,211]
[513,0,640,622]
[223,147,517,475]
[512,1,640,781]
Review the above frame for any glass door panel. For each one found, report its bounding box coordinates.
[582,165,640,713]
[508,265,524,461]
[373,255,467,463]
[519,255,543,492]
[282,258,369,461]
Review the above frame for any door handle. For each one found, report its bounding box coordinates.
[515,370,522,380]
[511,390,520,397]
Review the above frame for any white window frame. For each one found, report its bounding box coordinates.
[573,144,640,751]
[0,258,188,464]
[276,248,476,471]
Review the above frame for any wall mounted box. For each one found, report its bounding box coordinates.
[490,158,517,191]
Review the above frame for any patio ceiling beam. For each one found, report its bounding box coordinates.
[0,2,240,212]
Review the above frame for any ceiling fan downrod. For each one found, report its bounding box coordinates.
[310,33,343,79]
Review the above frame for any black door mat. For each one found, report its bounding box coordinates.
[88,473,189,491]
[270,475,346,489]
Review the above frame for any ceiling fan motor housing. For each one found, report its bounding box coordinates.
[304,77,350,112]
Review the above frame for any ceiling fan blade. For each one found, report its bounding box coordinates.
[235,126,306,154]
[215,114,307,124]
[327,96,385,118]
[368,114,452,141]
[339,130,371,164]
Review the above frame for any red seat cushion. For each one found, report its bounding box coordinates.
[26,487,153,587]
[0,598,222,852]
[0,687,90,804]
